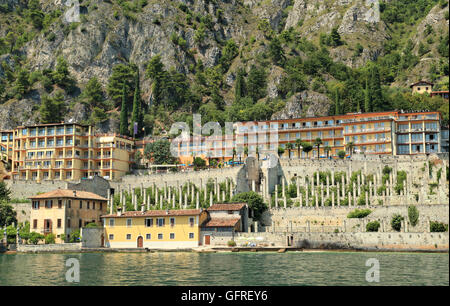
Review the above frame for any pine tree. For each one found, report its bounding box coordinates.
[364,78,371,113]
[334,88,340,115]
[119,84,129,136]
[130,71,143,137]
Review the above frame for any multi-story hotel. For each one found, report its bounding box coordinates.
[3,123,134,181]
[29,189,108,243]
[171,110,447,163]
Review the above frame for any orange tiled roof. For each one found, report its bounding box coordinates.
[101,209,203,218]
[207,203,246,211]
[28,189,107,201]
[203,217,241,227]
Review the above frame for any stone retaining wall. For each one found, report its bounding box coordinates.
[17,243,82,253]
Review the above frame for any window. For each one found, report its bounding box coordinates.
[33,219,37,229]
[189,217,195,227]
[170,233,175,239]
[79,201,83,209]
[87,201,90,209]
[109,234,114,240]
[145,218,153,227]
[170,218,175,227]
[157,218,165,227]
[189,233,194,239]
[126,219,132,227]
[32,201,39,209]
[92,202,95,210]
[126,234,131,240]
[45,200,53,208]
[109,219,115,227]
[68,200,71,208]
[79,219,82,228]
[158,233,163,240]
[58,200,62,209]
[57,219,62,228]
[146,234,151,240]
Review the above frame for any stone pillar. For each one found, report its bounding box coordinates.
[331,170,335,186]
[331,192,335,208]
[284,196,287,209]
[299,193,303,207]
[357,174,361,197]
[365,191,369,207]
[275,185,278,208]
[320,183,324,207]
[110,196,114,214]
[326,175,330,198]
[348,191,352,207]
[252,180,255,192]
[210,192,213,207]
[282,178,285,199]
[296,177,300,201]
[172,193,175,209]
[315,193,318,208]
[196,192,199,209]
[160,194,163,210]
[306,184,309,207]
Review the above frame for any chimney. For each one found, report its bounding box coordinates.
[117,207,122,217]
[165,209,169,215]
[73,190,77,197]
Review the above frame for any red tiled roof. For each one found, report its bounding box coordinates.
[28,189,107,201]
[203,217,241,228]
[207,203,246,211]
[410,80,434,88]
[101,209,203,218]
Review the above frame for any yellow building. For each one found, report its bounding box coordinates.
[28,189,108,243]
[101,209,208,249]
[410,81,434,94]
[3,123,134,181]
[0,130,13,163]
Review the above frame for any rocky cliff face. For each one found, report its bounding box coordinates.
[0,0,448,130]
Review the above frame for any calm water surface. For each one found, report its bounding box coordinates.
[0,251,448,286]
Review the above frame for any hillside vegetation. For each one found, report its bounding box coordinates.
[0,0,448,135]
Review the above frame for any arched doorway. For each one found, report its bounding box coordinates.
[137,236,143,248]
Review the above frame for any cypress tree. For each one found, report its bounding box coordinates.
[334,88,340,115]
[119,84,129,136]
[364,78,371,113]
[369,64,383,111]
[235,68,246,101]
[130,71,141,137]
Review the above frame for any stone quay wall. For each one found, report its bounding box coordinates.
[261,204,449,233]
[224,232,449,251]
[17,243,82,253]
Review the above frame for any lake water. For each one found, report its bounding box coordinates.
[0,251,448,286]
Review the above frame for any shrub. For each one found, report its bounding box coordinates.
[69,229,81,243]
[337,150,346,159]
[430,221,448,232]
[391,214,404,232]
[347,208,372,218]
[231,191,267,221]
[45,233,56,244]
[408,205,419,227]
[84,222,99,228]
[28,232,44,245]
[227,240,236,247]
[366,221,380,232]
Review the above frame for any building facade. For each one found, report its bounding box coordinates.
[410,81,434,94]
[101,209,208,249]
[171,110,446,163]
[28,189,107,243]
[3,123,134,181]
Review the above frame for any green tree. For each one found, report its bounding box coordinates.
[107,63,137,107]
[277,146,285,157]
[269,35,285,66]
[130,71,142,137]
[408,205,419,227]
[286,142,294,158]
[330,27,343,47]
[219,39,239,73]
[337,150,346,159]
[313,138,322,158]
[334,88,340,115]
[246,65,267,103]
[52,56,75,90]
[81,77,105,109]
[391,214,404,232]
[366,221,380,232]
[0,201,16,228]
[324,146,332,158]
[368,64,383,111]
[302,142,313,158]
[144,139,175,165]
[13,68,30,99]
[231,191,267,221]
[28,232,44,245]
[364,78,371,112]
[0,181,11,201]
[234,68,246,101]
[39,91,66,124]
[295,139,302,159]
[119,84,129,136]
[45,233,56,244]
